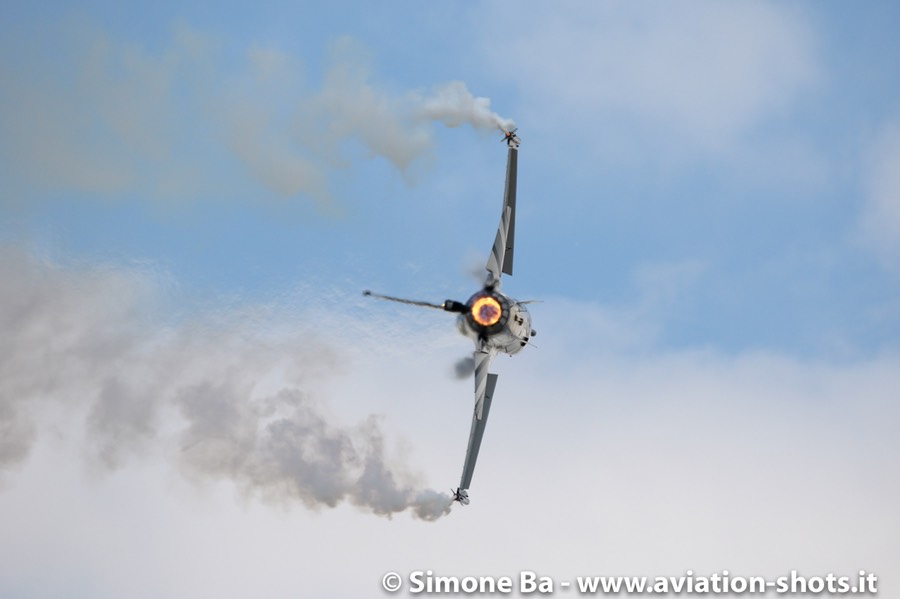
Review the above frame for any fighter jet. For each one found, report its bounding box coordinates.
[364,135,534,506]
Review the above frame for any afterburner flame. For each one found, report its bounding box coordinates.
[471,296,502,327]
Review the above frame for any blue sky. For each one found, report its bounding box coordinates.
[2,2,899,597]
[4,1,899,356]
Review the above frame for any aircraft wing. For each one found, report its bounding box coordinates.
[459,347,498,491]
[485,146,518,286]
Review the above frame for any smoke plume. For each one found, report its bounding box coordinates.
[417,81,515,133]
[0,25,514,210]
[453,355,476,380]
[0,246,451,520]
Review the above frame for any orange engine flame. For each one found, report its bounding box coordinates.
[471,296,502,327]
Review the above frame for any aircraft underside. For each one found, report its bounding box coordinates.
[365,132,530,507]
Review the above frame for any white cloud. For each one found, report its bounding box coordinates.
[482,1,820,158]
[2,245,898,596]
[861,117,900,264]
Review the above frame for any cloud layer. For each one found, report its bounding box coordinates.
[483,1,819,158]
[2,243,899,594]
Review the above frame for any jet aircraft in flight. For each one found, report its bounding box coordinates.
[364,133,533,505]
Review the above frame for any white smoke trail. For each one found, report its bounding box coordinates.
[0,246,451,520]
[1,27,513,210]
[417,81,516,133]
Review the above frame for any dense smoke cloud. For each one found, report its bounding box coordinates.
[0,247,451,520]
